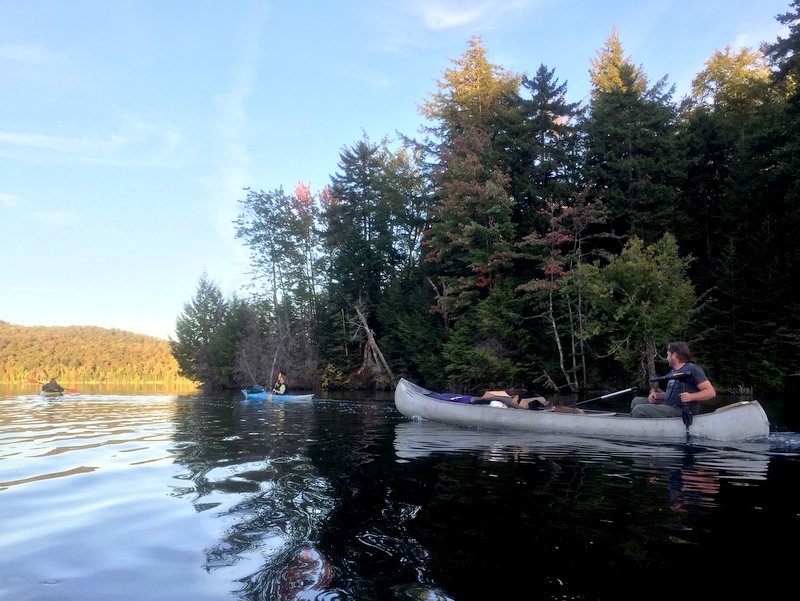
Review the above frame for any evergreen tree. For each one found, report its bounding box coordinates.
[439,280,543,391]
[762,0,800,86]
[423,126,516,322]
[322,135,400,310]
[589,27,647,97]
[170,272,227,386]
[725,2,800,390]
[317,135,423,385]
[670,7,800,392]
[676,47,773,287]
[375,269,446,386]
[679,45,782,387]
[419,37,520,321]
[418,35,521,148]
[584,28,682,247]
[504,64,584,237]
[211,295,251,388]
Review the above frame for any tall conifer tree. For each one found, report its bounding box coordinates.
[170,272,227,386]
[419,37,521,321]
[584,28,682,247]
[500,64,583,237]
[416,37,530,387]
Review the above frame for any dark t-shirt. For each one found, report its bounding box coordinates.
[663,362,709,414]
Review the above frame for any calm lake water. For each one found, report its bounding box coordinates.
[2,384,799,600]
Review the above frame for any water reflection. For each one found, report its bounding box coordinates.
[167,397,462,600]
[0,393,175,491]
[665,462,720,513]
[165,397,797,600]
[393,421,771,477]
[6,388,795,601]
[393,420,772,529]
[168,397,341,597]
[243,545,336,600]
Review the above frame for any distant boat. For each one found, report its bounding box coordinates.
[39,378,69,398]
[394,378,770,442]
[39,389,80,398]
[241,388,314,402]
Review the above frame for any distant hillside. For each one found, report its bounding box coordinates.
[0,321,194,384]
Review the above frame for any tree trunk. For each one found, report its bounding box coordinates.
[352,302,395,387]
[645,335,658,391]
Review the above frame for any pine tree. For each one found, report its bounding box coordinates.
[317,135,422,385]
[323,135,398,310]
[500,64,584,237]
[170,272,227,386]
[589,27,646,97]
[419,37,520,321]
[423,126,516,321]
[418,35,521,146]
[584,28,682,247]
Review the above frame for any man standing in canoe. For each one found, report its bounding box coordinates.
[631,342,716,418]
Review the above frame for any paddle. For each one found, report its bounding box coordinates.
[648,371,689,383]
[574,387,637,407]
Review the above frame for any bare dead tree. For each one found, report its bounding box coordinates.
[350,299,395,388]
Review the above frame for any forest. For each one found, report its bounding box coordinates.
[170,3,800,395]
[0,321,191,385]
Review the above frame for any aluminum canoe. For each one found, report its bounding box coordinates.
[394,378,770,442]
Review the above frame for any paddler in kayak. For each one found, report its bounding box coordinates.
[41,378,64,393]
[272,371,287,395]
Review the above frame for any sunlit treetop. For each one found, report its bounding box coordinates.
[589,26,647,97]
[419,35,522,139]
[691,46,773,112]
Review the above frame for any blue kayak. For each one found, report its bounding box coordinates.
[241,389,314,402]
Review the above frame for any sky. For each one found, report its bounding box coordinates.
[0,0,792,340]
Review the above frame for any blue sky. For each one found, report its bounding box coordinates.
[0,1,790,339]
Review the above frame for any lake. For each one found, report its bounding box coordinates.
[1,384,799,600]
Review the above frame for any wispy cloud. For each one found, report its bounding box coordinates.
[336,65,393,88]
[0,191,74,224]
[1,283,81,295]
[0,119,188,167]
[0,43,56,66]
[205,3,271,278]
[412,0,534,31]
[732,18,789,50]
[0,193,21,208]
[28,210,75,225]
